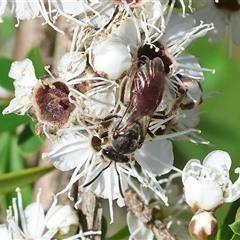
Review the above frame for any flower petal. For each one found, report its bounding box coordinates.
[203,150,232,171]
[136,139,173,175]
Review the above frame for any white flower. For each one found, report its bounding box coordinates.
[114,14,213,140]
[8,1,42,21]
[2,58,38,115]
[133,0,167,44]
[182,150,240,212]
[3,53,87,134]
[87,1,116,28]
[193,0,240,49]
[43,126,174,223]
[127,173,191,240]
[115,18,141,56]
[51,0,115,29]
[57,52,87,81]
[6,1,64,33]
[51,0,90,16]
[43,128,127,222]
[1,188,60,239]
[0,188,101,240]
[161,14,213,80]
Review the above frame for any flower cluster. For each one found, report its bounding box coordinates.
[2,0,215,223]
[1,0,240,239]
[0,188,100,240]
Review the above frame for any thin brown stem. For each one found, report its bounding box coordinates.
[125,188,176,240]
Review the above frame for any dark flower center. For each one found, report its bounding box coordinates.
[34,81,76,124]
[138,42,172,74]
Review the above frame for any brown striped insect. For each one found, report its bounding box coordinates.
[101,57,165,163]
[83,57,166,194]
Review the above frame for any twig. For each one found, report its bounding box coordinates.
[125,188,176,240]
[77,190,102,240]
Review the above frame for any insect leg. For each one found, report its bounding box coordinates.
[82,161,112,188]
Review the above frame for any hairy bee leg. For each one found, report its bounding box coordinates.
[120,76,129,104]
[119,75,133,105]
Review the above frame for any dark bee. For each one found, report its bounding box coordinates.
[102,57,165,162]
[83,57,165,193]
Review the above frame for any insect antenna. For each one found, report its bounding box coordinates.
[82,161,112,188]
[114,162,125,198]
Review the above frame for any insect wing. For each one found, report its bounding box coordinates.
[114,57,165,139]
[130,57,165,117]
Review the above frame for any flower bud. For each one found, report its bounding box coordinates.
[91,37,132,80]
[189,211,218,240]
[46,205,79,238]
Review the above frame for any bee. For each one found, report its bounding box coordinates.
[102,57,165,163]
[83,57,165,194]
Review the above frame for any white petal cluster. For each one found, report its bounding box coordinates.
[182,150,240,212]
[2,59,38,115]
[43,127,174,222]
[2,0,218,227]
[0,188,101,240]
[0,188,67,239]
[0,1,116,33]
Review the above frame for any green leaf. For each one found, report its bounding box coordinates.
[230,220,240,236]
[217,199,240,240]
[0,17,14,40]
[231,235,240,240]
[101,216,108,239]
[0,132,12,174]
[0,104,30,133]
[25,47,45,78]
[0,57,14,91]
[107,226,129,240]
[0,165,55,195]
[17,124,44,156]
[0,132,34,213]
[169,0,182,9]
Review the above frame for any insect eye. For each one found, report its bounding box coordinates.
[102,149,110,156]
[102,146,129,163]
